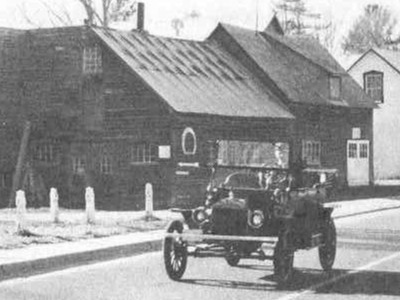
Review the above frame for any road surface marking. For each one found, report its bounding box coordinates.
[276,251,400,300]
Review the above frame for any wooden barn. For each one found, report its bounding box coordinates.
[0,22,294,209]
[0,14,374,210]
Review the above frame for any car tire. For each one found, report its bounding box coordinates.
[225,252,240,266]
[319,217,336,271]
[163,220,188,281]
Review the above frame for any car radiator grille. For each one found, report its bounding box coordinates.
[211,207,247,236]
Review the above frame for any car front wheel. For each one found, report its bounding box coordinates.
[163,220,188,280]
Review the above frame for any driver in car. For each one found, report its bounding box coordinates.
[260,143,297,217]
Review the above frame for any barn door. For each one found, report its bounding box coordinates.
[347,140,369,186]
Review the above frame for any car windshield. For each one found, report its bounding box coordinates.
[215,140,289,168]
[208,140,290,190]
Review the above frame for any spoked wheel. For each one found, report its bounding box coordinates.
[163,220,188,281]
[225,249,241,267]
[319,217,336,271]
[273,238,294,286]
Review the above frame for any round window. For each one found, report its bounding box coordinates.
[182,127,197,155]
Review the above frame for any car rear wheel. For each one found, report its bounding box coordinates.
[319,218,336,271]
[163,220,188,280]
[273,239,294,286]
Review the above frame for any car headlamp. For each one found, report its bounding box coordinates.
[248,210,264,229]
[193,207,208,224]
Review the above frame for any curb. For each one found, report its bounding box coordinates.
[0,239,162,282]
[333,205,400,220]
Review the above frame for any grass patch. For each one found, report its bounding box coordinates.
[0,208,173,250]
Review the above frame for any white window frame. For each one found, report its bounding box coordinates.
[83,45,102,74]
[364,71,383,103]
[131,143,157,164]
[302,140,321,165]
[182,127,197,155]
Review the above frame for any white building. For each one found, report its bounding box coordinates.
[348,48,400,185]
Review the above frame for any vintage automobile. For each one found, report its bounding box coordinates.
[163,143,337,285]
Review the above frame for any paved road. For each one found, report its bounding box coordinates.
[1,208,400,300]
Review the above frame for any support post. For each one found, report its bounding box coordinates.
[145,182,153,220]
[85,186,95,224]
[15,190,27,233]
[50,187,60,223]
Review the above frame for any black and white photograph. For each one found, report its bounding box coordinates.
[0,0,400,299]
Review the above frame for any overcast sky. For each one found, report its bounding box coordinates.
[1,0,400,65]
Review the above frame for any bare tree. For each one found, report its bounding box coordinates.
[342,4,399,54]
[74,0,138,27]
[274,0,335,40]
[19,0,138,28]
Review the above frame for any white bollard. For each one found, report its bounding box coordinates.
[15,190,27,232]
[85,186,95,224]
[145,183,153,220]
[50,187,60,223]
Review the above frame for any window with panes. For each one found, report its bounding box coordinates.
[35,143,56,163]
[329,76,341,99]
[72,156,86,174]
[83,45,102,74]
[364,71,383,103]
[302,140,321,165]
[131,144,157,164]
[100,155,113,174]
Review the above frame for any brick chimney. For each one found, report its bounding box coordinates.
[137,2,145,31]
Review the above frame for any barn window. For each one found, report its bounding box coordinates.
[364,71,383,103]
[302,140,321,165]
[35,143,56,162]
[182,127,197,155]
[72,156,86,174]
[131,143,157,164]
[329,76,341,99]
[100,155,113,174]
[83,45,102,74]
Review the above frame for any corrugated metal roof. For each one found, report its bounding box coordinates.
[92,27,294,120]
[214,23,375,109]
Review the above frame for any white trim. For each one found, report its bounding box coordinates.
[175,171,190,176]
[178,162,199,168]
[181,127,197,155]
